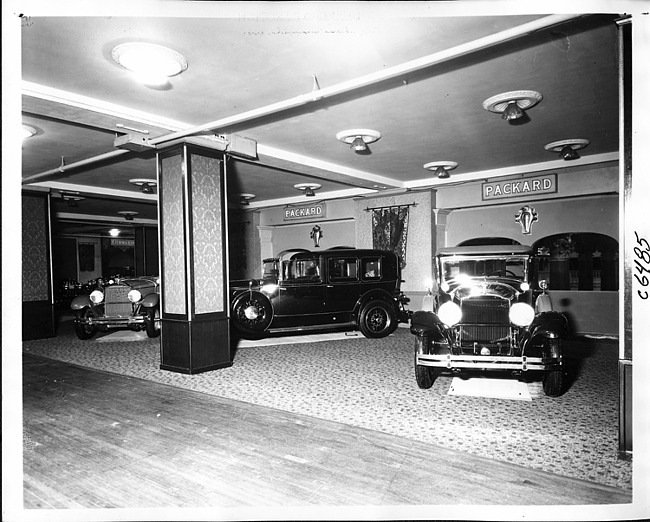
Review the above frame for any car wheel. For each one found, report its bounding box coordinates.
[414,336,437,389]
[542,338,564,397]
[74,307,97,340]
[231,292,273,339]
[145,307,161,338]
[358,299,396,338]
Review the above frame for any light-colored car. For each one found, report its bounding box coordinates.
[71,276,161,340]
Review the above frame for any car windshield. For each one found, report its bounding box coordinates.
[439,255,529,283]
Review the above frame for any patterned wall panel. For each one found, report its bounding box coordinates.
[22,194,50,302]
[161,154,187,315]
[191,155,224,313]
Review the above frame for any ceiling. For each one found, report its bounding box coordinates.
[16,3,629,238]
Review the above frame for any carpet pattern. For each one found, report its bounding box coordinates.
[23,319,632,490]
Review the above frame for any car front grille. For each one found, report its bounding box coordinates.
[104,285,133,317]
[459,296,510,350]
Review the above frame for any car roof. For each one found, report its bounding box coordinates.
[270,248,397,261]
[437,245,533,256]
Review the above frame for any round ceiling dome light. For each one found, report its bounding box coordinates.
[423,161,458,179]
[336,129,381,153]
[544,139,590,161]
[111,42,188,86]
[482,90,543,120]
[22,124,38,139]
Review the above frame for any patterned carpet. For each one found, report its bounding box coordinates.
[23,317,632,491]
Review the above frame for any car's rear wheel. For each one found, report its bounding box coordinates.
[542,338,564,397]
[358,299,396,338]
[231,292,273,339]
[144,307,161,338]
[414,336,437,389]
[74,307,98,340]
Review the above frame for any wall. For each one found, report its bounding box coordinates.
[78,237,102,283]
[444,195,618,248]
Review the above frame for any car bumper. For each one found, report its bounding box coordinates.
[416,353,561,371]
[78,315,147,327]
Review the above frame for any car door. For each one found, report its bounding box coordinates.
[276,255,326,319]
[323,255,364,314]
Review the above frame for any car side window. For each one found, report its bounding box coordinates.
[361,257,381,281]
[328,257,358,282]
[284,257,321,282]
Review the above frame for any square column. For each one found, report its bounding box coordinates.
[157,142,231,373]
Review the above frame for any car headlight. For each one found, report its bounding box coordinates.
[128,289,142,303]
[509,302,535,326]
[438,301,462,326]
[539,279,549,290]
[520,282,530,292]
[90,290,104,304]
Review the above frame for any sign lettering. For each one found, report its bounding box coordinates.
[284,202,326,221]
[482,174,557,200]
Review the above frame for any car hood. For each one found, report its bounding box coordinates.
[111,277,158,289]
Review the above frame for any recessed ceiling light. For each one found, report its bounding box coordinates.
[111,42,188,86]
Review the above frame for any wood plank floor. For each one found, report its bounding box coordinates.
[21,353,632,511]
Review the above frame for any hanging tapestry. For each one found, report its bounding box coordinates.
[372,206,410,267]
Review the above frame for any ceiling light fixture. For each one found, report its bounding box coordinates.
[22,124,38,139]
[111,42,188,86]
[336,129,381,153]
[423,161,458,179]
[118,211,139,221]
[544,139,590,161]
[294,183,322,197]
[62,195,85,208]
[482,90,543,121]
[238,193,256,205]
[129,178,157,194]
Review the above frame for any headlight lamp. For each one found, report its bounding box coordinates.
[509,302,535,327]
[440,281,450,292]
[90,290,104,304]
[438,301,462,326]
[128,289,142,303]
[520,282,530,292]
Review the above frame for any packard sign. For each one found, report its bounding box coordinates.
[482,174,557,200]
[284,202,326,221]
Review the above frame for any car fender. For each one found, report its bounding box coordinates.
[71,295,92,311]
[521,311,569,349]
[410,310,446,341]
[354,289,397,315]
[140,292,159,308]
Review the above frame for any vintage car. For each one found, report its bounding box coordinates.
[229,248,411,339]
[410,245,568,397]
[71,276,161,340]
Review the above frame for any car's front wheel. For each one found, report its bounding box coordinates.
[74,307,98,340]
[358,299,396,338]
[144,307,161,338]
[414,335,438,389]
[231,292,273,339]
